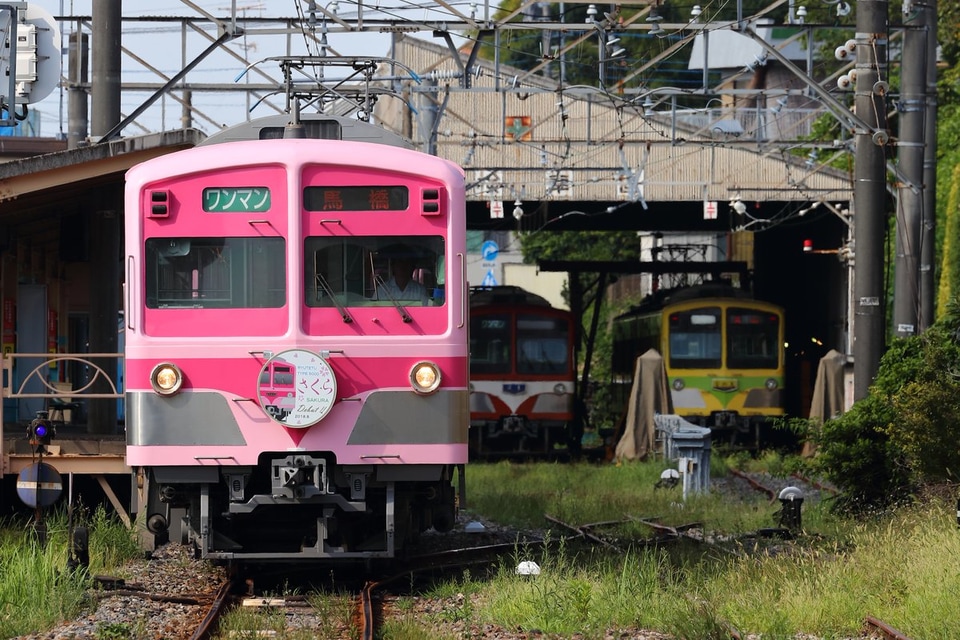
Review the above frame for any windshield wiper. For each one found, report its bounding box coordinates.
[373,274,412,323]
[315,272,353,323]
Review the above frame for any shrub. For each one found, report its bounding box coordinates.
[811,297,960,514]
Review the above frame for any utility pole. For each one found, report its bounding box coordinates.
[852,0,889,400]
[892,0,927,338]
[91,0,120,138]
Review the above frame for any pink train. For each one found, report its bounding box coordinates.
[124,114,468,562]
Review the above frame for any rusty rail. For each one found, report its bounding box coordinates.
[863,616,913,640]
[729,468,777,500]
[189,579,236,640]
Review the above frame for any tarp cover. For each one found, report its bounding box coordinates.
[802,348,847,457]
[615,349,673,461]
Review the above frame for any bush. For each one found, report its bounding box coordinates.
[811,297,960,514]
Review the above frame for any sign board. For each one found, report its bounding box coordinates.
[17,462,62,508]
[704,201,718,220]
[481,240,499,262]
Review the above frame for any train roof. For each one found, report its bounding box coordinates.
[616,282,772,319]
[199,113,414,148]
[470,286,553,308]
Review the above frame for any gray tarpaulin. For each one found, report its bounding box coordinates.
[615,349,673,461]
[802,348,847,457]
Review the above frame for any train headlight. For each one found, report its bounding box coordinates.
[672,378,685,391]
[410,361,441,395]
[765,378,779,391]
[151,362,184,396]
[553,383,567,394]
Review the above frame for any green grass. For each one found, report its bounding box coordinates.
[0,505,141,639]
[462,455,837,537]
[10,456,959,640]
[407,457,960,640]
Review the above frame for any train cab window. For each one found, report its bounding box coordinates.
[145,237,285,309]
[470,315,511,374]
[304,236,445,307]
[668,307,722,369]
[727,308,780,369]
[516,315,570,375]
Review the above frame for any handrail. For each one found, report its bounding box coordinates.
[1,353,125,400]
[458,252,466,329]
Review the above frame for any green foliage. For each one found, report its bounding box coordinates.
[95,622,133,639]
[939,0,960,69]
[885,328,960,481]
[0,506,141,639]
[811,390,913,514]
[811,299,960,513]
[936,0,960,317]
[936,163,960,318]
[518,229,639,264]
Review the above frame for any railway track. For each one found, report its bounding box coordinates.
[10,470,915,640]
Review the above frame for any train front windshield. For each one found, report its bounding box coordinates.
[145,237,286,309]
[305,236,445,307]
[516,316,570,375]
[668,306,779,370]
[726,308,780,369]
[668,308,722,369]
[470,315,510,374]
[470,313,570,376]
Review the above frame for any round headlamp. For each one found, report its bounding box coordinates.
[672,378,685,391]
[765,378,779,391]
[410,361,441,395]
[151,362,184,396]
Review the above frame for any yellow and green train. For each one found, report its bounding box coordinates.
[611,283,785,447]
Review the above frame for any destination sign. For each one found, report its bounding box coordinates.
[304,186,408,211]
[203,187,272,212]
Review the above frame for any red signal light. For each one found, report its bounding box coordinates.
[802,239,813,253]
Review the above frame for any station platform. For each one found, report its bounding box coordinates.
[2,423,133,523]
[2,423,128,475]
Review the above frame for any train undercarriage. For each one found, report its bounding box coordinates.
[469,416,580,459]
[682,411,778,450]
[137,453,460,562]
